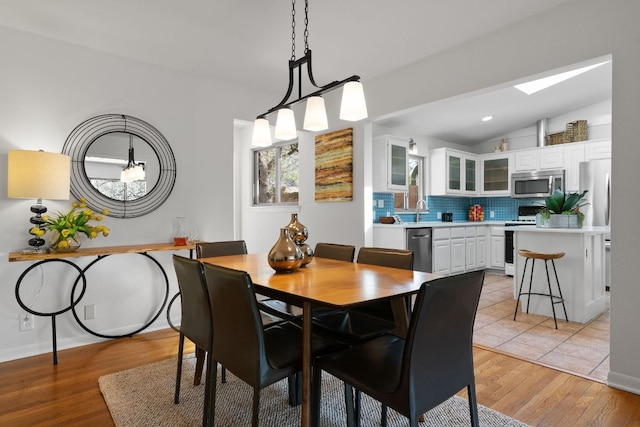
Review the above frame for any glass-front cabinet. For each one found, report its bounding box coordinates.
[481,152,512,195]
[430,148,478,196]
[373,135,409,192]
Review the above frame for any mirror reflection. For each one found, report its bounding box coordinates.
[84,133,160,202]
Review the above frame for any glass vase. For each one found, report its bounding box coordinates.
[49,230,84,252]
[267,228,304,273]
[173,217,189,246]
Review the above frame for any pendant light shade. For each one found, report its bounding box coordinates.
[274,108,297,140]
[339,81,368,121]
[303,96,328,131]
[252,118,273,147]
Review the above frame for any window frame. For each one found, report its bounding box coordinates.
[253,140,299,206]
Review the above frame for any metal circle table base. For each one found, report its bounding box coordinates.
[70,252,170,339]
[15,259,87,365]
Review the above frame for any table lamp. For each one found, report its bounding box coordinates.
[7,150,71,252]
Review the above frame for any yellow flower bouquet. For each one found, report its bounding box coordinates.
[30,197,110,252]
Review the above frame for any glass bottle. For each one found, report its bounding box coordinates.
[173,217,189,246]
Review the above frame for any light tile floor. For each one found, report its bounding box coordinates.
[474,273,610,383]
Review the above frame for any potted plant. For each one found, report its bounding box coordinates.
[536,189,588,228]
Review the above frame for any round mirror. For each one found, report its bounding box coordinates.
[62,114,176,218]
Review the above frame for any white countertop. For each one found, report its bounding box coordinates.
[373,221,506,229]
[511,225,610,234]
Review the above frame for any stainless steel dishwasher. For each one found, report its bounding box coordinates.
[406,228,432,272]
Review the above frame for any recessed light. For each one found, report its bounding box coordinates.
[482,116,493,122]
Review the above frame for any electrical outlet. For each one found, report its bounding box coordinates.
[436,212,442,219]
[490,210,495,219]
[377,200,384,208]
[84,304,96,320]
[19,312,35,332]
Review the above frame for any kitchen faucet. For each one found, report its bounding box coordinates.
[415,199,427,222]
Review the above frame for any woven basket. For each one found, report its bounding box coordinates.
[566,120,588,142]
[546,131,566,145]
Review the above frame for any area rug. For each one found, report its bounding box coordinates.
[99,356,529,426]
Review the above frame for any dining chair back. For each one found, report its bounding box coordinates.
[196,240,247,258]
[203,263,315,426]
[313,270,485,427]
[314,242,356,262]
[312,247,414,343]
[172,255,213,425]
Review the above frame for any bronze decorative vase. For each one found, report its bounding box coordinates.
[286,213,309,245]
[268,228,304,273]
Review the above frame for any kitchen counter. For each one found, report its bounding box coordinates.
[373,221,506,228]
[513,225,608,323]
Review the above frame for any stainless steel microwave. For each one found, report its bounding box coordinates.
[511,169,565,198]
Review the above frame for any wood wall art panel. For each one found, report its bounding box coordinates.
[315,128,353,202]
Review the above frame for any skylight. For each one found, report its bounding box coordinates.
[514,61,610,95]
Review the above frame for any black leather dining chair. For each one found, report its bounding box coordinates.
[312,270,485,427]
[202,263,333,427]
[172,255,214,426]
[312,247,414,343]
[258,242,356,321]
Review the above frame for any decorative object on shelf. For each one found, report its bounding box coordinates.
[267,228,304,273]
[286,213,314,266]
[545,120,588,145]
[7,150,71,253]
[42,197,110,252]
[536,189,588,228]
[172,217,189,246]
[315,128,354,202]
[250,0,367,147]
[62,114,176,218]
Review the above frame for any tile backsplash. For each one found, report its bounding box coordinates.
[373,192,543,223]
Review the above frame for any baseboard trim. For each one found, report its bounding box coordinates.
[607,370,640,395]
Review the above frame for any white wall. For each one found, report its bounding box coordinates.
[0,26,273,361]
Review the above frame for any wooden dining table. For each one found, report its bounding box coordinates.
[199,253,439,427]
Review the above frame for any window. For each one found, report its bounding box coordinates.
[254,142,299,205]
[393,155,425,210]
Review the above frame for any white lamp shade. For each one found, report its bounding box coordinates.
[251,118,273,147]
[303,96,328,131]
[7,150,70,200]
[339,81,368,121]
[274,108,297,140]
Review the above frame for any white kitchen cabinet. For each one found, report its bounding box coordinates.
[373,135,409,192]
[450,227,466,274]
[490,227,505,269]
[465,227,477,271]
[514,145,564,172]
[372,226,406,250]
[563,142,586,192]
[432,228,451,275]
[481,152,512,196]
[430,148,478,196]
[476,227,487,268]
[584,139,611,160]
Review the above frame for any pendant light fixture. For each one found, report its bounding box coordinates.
[120,134,146,183]
[251,0,367,146]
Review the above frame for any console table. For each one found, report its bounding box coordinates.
[9,242,194,364]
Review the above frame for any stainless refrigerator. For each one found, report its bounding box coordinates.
[579,158,611,288]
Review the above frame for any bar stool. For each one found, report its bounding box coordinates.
[514,249,568,329]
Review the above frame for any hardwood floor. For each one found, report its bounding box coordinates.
[1,328,639,426]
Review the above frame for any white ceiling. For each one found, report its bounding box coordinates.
[0,0,610,146]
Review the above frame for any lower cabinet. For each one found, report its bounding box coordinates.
[490,227,505,269]
[450,228,466,274]
[432,228,451,275]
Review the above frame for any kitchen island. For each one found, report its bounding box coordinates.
[513,225,609,323]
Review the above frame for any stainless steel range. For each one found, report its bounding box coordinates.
[504,206,539,276]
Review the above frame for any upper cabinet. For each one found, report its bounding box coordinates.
[514,146,564,171]
[430,148,478,196]
[584,139,612,160]
[373,135,409,192]
[481,152,512,195]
